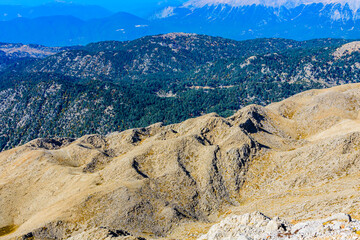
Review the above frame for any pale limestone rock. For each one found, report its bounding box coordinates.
[323,213,352,223]
[199,212,360,240]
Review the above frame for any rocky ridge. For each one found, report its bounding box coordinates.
[1,84,360,239]
[0,43,68,72]
[0,43,63,59]
[333,41,360,59]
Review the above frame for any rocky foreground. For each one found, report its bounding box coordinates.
[64,212,360,239]
[1,84,360,239]
[199,212,360,240]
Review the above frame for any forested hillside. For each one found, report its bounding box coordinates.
[0,34,358,150]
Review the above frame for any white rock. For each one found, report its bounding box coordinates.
[199,212,360,240]
[323,213,352,223]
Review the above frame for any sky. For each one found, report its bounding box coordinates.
[0,0,186,16]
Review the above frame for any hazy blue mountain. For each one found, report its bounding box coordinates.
[0,15,85,46]
[83,12,158,44]
[1,0,360,46]
[154,0,360,40]
[0,13,162,46]
[0,3,113,21]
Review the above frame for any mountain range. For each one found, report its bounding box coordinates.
[2,0,360,45]
[154,0,360,40]
[2,1,360,239]
[0,12,159,46]
[2,2,360,238]
[0,34,359,151]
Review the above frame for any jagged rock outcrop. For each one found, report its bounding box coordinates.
[1,83,360,239]
[198,212,360,240]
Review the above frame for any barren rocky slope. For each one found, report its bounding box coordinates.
[1,84,360,239]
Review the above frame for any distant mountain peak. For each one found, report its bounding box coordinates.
[184,0,360,11]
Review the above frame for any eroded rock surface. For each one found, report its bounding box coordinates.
[1,84,360,239]
[199,212,360,240]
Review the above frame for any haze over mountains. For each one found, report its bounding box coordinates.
[2,0,360,46]
[0,3,113,21]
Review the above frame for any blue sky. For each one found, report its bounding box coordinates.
[0,0,186,15]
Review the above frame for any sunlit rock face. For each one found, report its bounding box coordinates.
[1,83,360,239]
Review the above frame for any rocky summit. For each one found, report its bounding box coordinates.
[1,83,360,239]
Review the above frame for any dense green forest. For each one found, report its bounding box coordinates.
[0,34,358,150]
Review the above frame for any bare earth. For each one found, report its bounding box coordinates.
[1,84,360,239]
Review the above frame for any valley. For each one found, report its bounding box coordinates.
[0,34,359,152]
